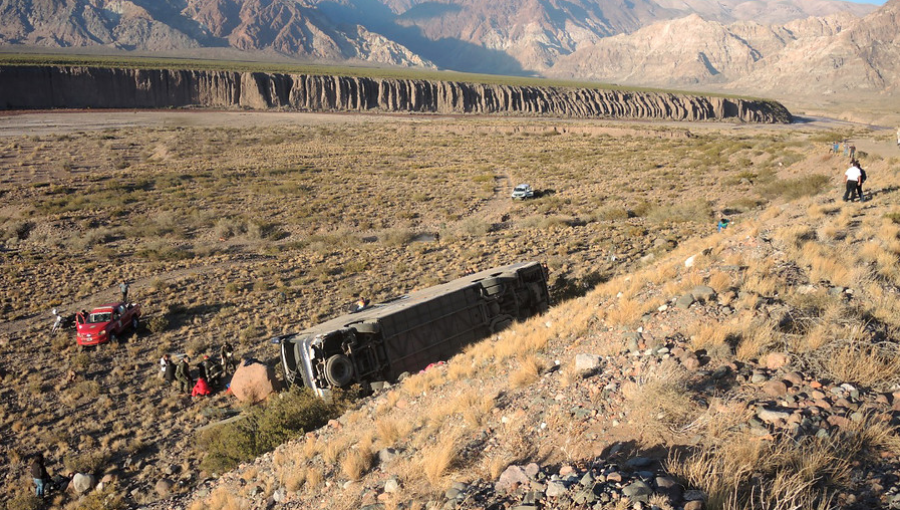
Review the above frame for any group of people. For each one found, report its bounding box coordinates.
[159,342,237,397]
[843,159,868,202]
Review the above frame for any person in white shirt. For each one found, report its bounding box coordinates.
[843,161,862,202]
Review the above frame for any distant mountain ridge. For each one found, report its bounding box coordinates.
[0,0,894,103]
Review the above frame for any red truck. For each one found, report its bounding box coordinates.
[76,302,142,346]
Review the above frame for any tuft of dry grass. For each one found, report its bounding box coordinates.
[819,337,900,390]
[421,432,461,486]
[341,445,374,481]
[509,355,544,388]
[622,362,698,444]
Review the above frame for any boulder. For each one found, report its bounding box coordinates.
[71,473,96,494]
[230,360,281,403]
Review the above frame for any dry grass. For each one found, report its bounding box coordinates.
[622,362,698,444]
[509,355,544,388]
[421,432,462,486]
[819,338,900,389]
[341,445,374,481]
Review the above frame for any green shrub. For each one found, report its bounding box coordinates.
[758,174,830,200]
[64,449,110,474]
[147,315,169,333]
[72,483,125,510]
[646,199,713,224]
[4,493,41,510]
[380,228,416,247]
[198,388,343,473]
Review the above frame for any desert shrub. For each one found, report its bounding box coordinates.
[146,315,169,333]
[4,493,41,510]
[550,271,607,302]
[592,206,629,222]
[70,351,90,370]
[13,221,34,240]
[198,388,343,473]
[70,482,125,510]
[884,211,900,224]
[380,228,416,247]
[64,449,110,474]
[758,174,830,200]
[646,199,713,224]
[136,241,193,261]
[458,218,490,236]
[246,221,285,241]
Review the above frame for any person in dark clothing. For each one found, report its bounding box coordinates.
[856,163,868,201]
[175,356,193,393]
[30,453,49,497]
[164,356,177,382]
[198,355,211,382]
[220,342,236,375]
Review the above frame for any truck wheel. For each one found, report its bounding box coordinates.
[324,354,354,387]
[353,322,381,335]
[111,333,120,344]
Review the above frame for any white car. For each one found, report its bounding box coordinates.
[511,184,534,200]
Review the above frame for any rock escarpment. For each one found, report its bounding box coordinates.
[0,66,792,123]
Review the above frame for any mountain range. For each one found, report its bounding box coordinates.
[0,0,896,105]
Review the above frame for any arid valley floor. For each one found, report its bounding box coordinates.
[3,110,900,510]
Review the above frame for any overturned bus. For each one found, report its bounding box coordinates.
[278,261,550,397]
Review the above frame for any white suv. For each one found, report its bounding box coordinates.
[511,184,534,200]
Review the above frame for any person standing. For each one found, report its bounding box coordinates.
[857,161,868,202]
[175,356,193,393]
[120,282,129,303]
[159,354,170,379]
[30,453,49,497]
[843,161,862,202]
[221,342,236,375]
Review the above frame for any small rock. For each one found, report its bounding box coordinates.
[575,354,601,372]
[546,480,568,497]
[622,480,652,502]
[765,353,790,370]
[675,294,695,310]
[378,448,399,464]
[155,479,174,497]
[496,465,531,493]
[691,285,716,303]
[757,407,791,424]
[625,457,653,469]
[762,380,788,397]
[384,477,400,493]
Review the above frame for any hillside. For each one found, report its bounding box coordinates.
[2,112,900,509]
[167,132,900,510]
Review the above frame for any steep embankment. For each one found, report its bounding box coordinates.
[0,66,791,123]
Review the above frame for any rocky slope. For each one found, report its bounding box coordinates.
[150,140,900,510]
[0,0,877,77]
[0,65,792,122]
[548,0,899,102]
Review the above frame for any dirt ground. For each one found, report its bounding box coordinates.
[2,107,898,509]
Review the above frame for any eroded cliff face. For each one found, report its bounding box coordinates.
[0,66,792,123]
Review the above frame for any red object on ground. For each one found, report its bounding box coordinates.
[192,377,211,397]
[76,302,142,346]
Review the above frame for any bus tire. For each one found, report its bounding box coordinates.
[324,354,354,387]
